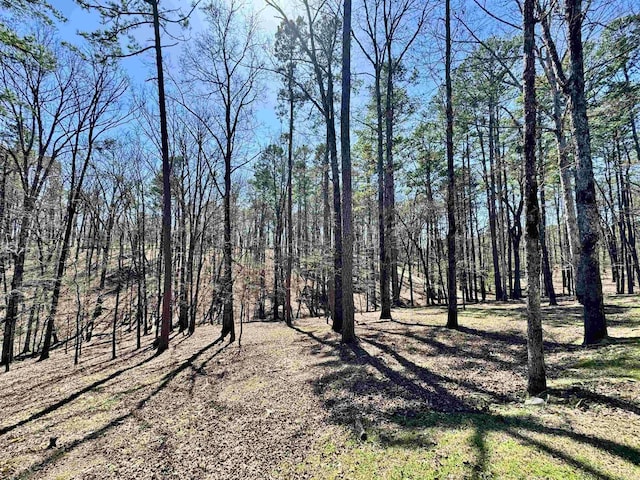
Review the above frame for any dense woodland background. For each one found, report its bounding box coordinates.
[0,0,638,388]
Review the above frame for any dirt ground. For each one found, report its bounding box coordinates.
[1,294,639,479]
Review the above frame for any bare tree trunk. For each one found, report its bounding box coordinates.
[23,287,40,354]
[376,67,391,319]
[478,120,505,301]
[285,73,294,327]
[178,185,189,332]
[494,113,509,299]
[511,227,523,299]
[619,140,640,286]
[99,196,117,290]
[539,14,582,300]
[221,150,235,342]
[523,0,547,395]
[155,227,162,338]
[385,46,399,308]
[274,204,283,321]
[112,229,124,359]
[565,0,607,344]
[2,197,34,371]
[0,161,8,300]
[445,0,458,329]
[538,127,557,305]
[322,147,332,318]
[41,140,96,360]
[74,273,82,366]
[190,221,205,332]
[153,0,173,354]
[341,0,355,343]
[328,104,344,333]
[466,139,479,302]
[475,206,487,302]
[614,141,629,293]
[368,200,377,311]
[140,185,149,335]
[553,89,581,298]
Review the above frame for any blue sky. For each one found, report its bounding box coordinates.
[54,0,288,143]
[50,1,454,146]
[51,1,440,144]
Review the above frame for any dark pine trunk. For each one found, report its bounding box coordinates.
[153,0,173,354]
[445,0,458,329]
[376,67,392,319]
[341,0,355,343]
[565,0,607,344]
[523,0,547,395]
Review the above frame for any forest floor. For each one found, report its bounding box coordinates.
[1,294,639,479]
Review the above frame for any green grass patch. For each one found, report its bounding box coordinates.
[572,344,640,381]
[293,411,639,480]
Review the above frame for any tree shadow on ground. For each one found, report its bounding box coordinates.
[0,345,157,436]
[291,323,510,416]
[0,328,191,418]
[385,410,640,480]
[457,302,633,328]
[290,319,640,480]
[364,325,524,369]
[548,386,640,416]
[540,304,634,328]
[7,338,229,480]
[456,325,586,353]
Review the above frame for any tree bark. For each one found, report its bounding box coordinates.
[477,122,505,301]
[523,0,547,395]
[341,0,355,343]
[2,196,34,370]
[385,42,399,308]
[221,147,235,342]
[376,67,392,319]
[539,12,582,300]
[445,0,458,329]
[565,0,607,344]
[152,0,172,354]
[538,125,557,305]
[285,69,294,327]
[325,85,344,332]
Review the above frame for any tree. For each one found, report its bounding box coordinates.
[39,50,127,361]
[341,0,355,343]
[564,0,607,343]
[382,0,426,307]
[181,0,262,343]
[537,0,608,342]
[274,19,304,327]
[251,145,287,322]
[353,0,425,315]
[538,14,581,297]
[0,0,61,55]
[268,0,344,331]
[77,0,195,354]
[453,37,520,302]
[1,31,79,370]
[523,0,546,395]
[353,0,392,318]
[537,126,557,306]
[445,0,458,329]
[152,0,173,353]
[77,0,197,354]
